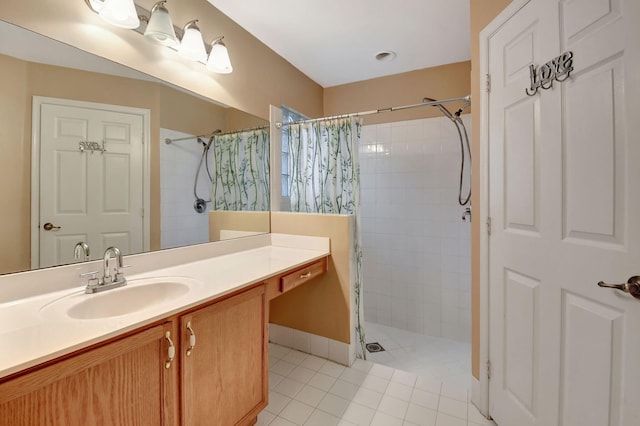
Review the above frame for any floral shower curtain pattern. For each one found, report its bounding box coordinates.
[287,117,367,359]
[211,129,270,211]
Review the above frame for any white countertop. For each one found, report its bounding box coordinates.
[0,234,329,379]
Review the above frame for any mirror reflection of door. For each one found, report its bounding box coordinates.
[34,97,149,268]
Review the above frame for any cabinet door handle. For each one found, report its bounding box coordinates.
[300,271,312,279]
[186,321,196,356]
[165,331,175,369]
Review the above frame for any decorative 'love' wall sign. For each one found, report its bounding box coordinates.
[526,51,574,96]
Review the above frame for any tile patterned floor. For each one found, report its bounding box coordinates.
[363,322,471,390]
[260,341,496,426]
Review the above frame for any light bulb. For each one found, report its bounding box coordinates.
[206,39,233,74]
[99,0,140,29]
[178,20,207,62]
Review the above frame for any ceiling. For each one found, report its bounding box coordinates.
[207,0,471,88]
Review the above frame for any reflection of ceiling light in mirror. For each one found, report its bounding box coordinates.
[178,20,207,63]
[144,1,178,47]
[206,38,233,74]
[98,0,141,29]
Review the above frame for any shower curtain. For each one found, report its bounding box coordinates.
[287,117,367,359]
[211,129,270,211]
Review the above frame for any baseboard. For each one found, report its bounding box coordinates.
[269,323,355,366]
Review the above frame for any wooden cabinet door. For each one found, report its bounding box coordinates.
[0,322,178,426]
[181,285,267,426]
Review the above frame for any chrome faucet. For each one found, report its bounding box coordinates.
[103,246,124,284]
[80,246,128,294]
[74,241,90,262]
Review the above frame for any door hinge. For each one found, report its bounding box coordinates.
[140,208,145,218]
[485,74,491,93]
[486,216,492,236]
[487,360,492,380]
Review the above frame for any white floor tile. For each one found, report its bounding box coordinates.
[283,350,308,366]
[266,392,292,415]
[294,385,327,408]
[437,397,467,421]
[272,360,298,377]
[289,366,316,384]
[300,355,327,371]
[368,363,395,380]
[270,416,298,426]
[308,372,338,392]
[361,374,390,393]
[415,377,442,395]
[385,381,414,401]
[342,402,377,426]
[256,410,276,426]
[434,412,466,426]
[319,361,347,378]
[377,394,409,419]
[305,409,341,426]
[352,387,384,409]
[279,400,314,425]
[404,403,438,426]
[317,393,351,418]
[340,368,369,386]
[391,369,418,387]
[440,382,468,403]
[370,411,404,426]
[329,379,359,400]
[268,318,476,426]
[274,378,305,399]
[269,372,285,389]
[410,388,440,411]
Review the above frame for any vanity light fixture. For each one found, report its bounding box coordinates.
[96,0,140,29]
[84,0,234,73]
[178,20,208,63]
[206,37,233,74]
[144,1,178,47]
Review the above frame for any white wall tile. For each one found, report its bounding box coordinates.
[361,117,472,342]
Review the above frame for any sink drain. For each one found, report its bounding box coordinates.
[365,342,385,353]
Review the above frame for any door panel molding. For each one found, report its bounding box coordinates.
[31,96,150,269]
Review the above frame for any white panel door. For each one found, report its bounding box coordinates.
[488,0,640,425]
[39,102,144,267]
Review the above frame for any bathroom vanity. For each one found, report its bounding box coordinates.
[0,234,328,425]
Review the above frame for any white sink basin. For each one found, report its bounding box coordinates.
[40,276,202,320]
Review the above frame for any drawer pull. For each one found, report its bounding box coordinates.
[165,331,175,369]
[186,321,196,356]
[300,271,312,279]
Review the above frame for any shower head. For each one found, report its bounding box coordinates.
[205,129,222,149]
[454,98,471,117]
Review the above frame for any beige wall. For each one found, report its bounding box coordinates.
[470,0,512,380]
[0,0,323,121]
[209,211,270,242]
[0,55,30,275]
[270,213,353,344]
[324,61,471,124]
[0,54,262,275]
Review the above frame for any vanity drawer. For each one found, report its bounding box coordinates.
[280,258,327,293]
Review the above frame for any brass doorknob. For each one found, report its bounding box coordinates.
[597,276,640,300]
[43,222,61,231]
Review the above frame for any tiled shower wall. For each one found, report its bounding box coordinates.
[160,128,211,249]
[360,115,471,342]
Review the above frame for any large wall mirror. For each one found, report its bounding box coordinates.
[0,20,270,276]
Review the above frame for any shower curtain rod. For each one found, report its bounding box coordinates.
[164,125,269,144]
[275,95,471,128]
[164,132,219,144]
